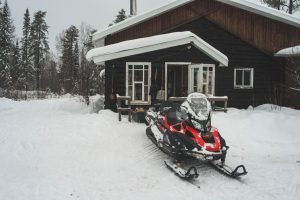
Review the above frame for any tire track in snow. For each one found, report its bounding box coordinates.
[287,178,300,200]
[0,132,9,145]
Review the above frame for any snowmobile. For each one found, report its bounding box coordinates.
[145,93,247,180]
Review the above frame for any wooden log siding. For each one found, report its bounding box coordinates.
[172,18,283,107]
[105,0,300,55]
[104,44,218,109]
[104,18,283,109]
[207,3,300,53]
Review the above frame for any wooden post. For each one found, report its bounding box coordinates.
[118,97,122,121]
[224,100,228,113]
[128,99,131,122]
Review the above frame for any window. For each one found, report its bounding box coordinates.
[234,68,254,89]
[189,64,215,95]
[126,62,151,105]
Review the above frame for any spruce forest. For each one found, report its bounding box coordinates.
[0,0,108,103]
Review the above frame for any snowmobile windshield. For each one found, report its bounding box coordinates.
[184,93,212,121]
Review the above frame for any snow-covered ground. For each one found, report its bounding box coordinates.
[0,96,300,200]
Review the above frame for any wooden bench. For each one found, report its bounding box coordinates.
[116,95,132,122]
[208,96,228,113]
[168,97,186,102]
[168,96,228,113]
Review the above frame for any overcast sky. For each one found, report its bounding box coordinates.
[8,0,175,54]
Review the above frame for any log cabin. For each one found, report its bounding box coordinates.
[87,0,300,109]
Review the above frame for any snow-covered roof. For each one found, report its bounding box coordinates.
[218,0,300,28]
[92,0,194,42]
[92,0,300,42]
[274,45,300,57]
[86,31,228,66]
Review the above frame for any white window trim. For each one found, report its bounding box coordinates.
[234,68,254,89]
[164,62,191,100]
[188,64,215,96]
[126,62,151,105]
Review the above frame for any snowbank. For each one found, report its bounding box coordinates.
[90,94,105,113]
[0,97,300,200]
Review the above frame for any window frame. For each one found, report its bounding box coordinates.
[188,64,215,96]
[234,68,254,89]
[126,62,151,105]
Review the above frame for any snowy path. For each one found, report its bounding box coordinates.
[0,97,300,200]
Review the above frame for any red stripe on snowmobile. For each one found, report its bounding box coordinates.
[161,114,220,152]
[186,126,220,152]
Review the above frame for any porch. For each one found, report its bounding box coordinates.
[116,94,228,123]
[128,62,217,104]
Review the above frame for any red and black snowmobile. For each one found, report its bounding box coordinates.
[145,93,247,179]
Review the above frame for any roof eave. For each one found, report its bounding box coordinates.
[88,34,228,67]
[92,0,195,42]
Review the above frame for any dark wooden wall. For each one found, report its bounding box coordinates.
[105,18,283,109]
[207,2,300,54]
[105,0,300,54]
[172,18,283,107]
[104,44,217,109]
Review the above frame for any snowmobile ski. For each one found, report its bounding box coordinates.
[164,160,199,180]
[210,161,247,178]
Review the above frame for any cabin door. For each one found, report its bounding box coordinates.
[167,65,188,98]
[189,64,215,96]
[164,63,190,100]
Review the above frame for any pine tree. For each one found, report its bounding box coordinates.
[29,11,49,90]
[40,52,59,92]
[0,0,2,20]
[60,25,79,93]
[79,28,103,102]
[0,1,3,31]
[261,0,300,13]
[21,8,32,90]
[11,40,22,89]
[114,9,127,23]
[47,58,59,93]
[110,9,127,26]
[287,0,300,14]
[0,0,15,89]
[73,42,79,94]
[261,0,284,10]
